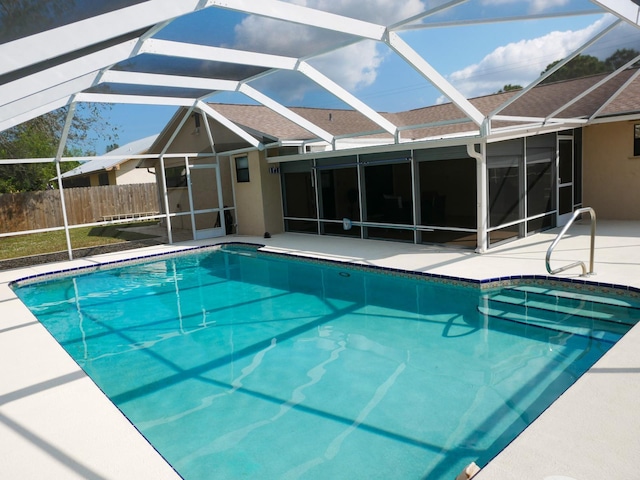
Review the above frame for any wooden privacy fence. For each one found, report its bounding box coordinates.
[0,183,160,234]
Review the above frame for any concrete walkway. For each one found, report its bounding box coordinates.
[1,220,639,479]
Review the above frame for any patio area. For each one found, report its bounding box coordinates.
[1,220,639,479]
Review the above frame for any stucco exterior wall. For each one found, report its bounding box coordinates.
[234,151,266,236]
[259,160,284,235]
[115,161,156,185]
[231,152,283,236]
[583,121,640,220]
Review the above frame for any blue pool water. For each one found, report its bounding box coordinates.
[13,246,639,479]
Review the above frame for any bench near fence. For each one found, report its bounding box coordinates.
[101,211,160,222]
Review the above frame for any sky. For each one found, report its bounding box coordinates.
[88,0,636,155]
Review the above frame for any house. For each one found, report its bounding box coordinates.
[57,134,158,188]
[143,69,640,251]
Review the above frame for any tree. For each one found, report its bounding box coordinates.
[540,55,608,84]
[105,143,120,153]
[540,49,640,85]
[497,84,522,93]
[0,104,118,193]
[604,48,640,71]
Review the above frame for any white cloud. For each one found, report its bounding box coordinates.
[447,17,608,98]
[232,0,425,101]
[310,41,384,90]
[481,0,570,14]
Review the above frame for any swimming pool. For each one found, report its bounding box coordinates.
[12,244,639,479]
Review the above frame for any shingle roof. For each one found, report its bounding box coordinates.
[205,68,640,145]
[210,104,391,141]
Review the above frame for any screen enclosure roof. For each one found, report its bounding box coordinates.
[2,0,640,156]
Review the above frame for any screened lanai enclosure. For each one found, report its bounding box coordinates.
[281,130,580,249]
[1,0,640,257]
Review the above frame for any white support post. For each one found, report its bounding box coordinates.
[158,155,173,244]
[185,156,197,238]
[199,110,227,235]
[467,143,488,253]
[55,103,78,261]
[158,106,197,243]
[214,157,225,235]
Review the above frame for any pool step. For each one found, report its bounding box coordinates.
[508,285,640,314]
[493,286,639,326]
[478,286,640,342]
[477,304,626,343]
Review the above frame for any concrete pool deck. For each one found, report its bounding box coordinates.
[1,220,639,479]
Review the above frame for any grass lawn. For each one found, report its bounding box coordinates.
[0,222,160,260]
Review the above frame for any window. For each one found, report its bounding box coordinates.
[165,166,187,188]
[634,124,640,157]
[98,172,109,186]
[235,156,249,182]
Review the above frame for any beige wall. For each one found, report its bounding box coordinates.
[260,160,284,235]
[115,161,156,185]
[234,151,265,235]
[583,121,640,220]
[84,161,154,186]
[230,151,283,236]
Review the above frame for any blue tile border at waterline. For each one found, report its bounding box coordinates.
[8,242,258,288]
[8,241,640,301]
[253,247,640,300]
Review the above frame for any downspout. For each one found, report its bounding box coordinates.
[467,142,488,253]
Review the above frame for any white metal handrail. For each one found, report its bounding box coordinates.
[545,207,596,276]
